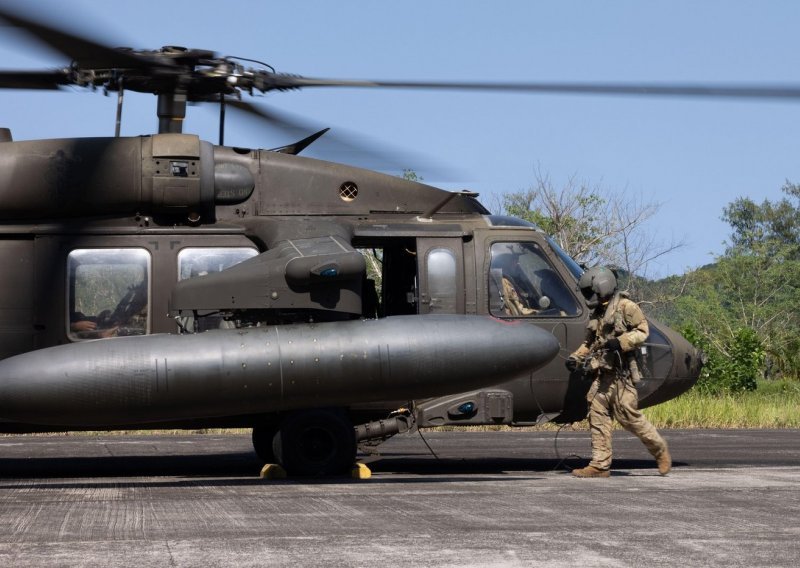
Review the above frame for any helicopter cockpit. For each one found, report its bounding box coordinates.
[488,242,581,318]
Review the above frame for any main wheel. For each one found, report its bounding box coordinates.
[272,408,356,477]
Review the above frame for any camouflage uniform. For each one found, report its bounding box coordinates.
[571,292,669,472]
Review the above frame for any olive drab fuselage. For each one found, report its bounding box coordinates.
[0,4,707,476]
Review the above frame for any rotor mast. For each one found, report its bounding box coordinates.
[157,91,187,134]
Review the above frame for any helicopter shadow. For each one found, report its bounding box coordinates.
[0,452,681,487]
[0,452,550,487]
[0,452,261,481]
[0,455,686,490]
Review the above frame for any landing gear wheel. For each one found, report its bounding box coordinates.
[272,408,356,477]
[252,419,280,463]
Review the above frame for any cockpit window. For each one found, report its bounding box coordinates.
[545,236,584,280]
[67,248,150,341]
[489,242,580,317]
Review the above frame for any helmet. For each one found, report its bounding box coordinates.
[578,266,617,308]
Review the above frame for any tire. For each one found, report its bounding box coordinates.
[252,418,280,463]
[272,408,356,477]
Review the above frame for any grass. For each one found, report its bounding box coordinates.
[440,379,800,432]
[642,379,800,429]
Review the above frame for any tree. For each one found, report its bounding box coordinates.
[671,251,798,386]
[497,168,684,298]
[501,173,609,265]
[401,169,423,183]
[721,181,800,258]
[680,324,764,393]
[716,183,800,378]
[659,182,800,386]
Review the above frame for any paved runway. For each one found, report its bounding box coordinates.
[0,429,798,567]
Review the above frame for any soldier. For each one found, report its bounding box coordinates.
[566,267,671,478]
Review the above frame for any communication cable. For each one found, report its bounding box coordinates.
[417,427,441,461]
[405,400,440,460]
[552,371,601,472]
[528,373,586,472]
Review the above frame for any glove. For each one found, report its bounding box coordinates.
[605,337,621,352]
[565,356,579,372]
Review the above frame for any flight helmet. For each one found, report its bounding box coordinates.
[578,266,617,308]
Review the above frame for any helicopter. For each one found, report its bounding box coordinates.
[0,5,727,477]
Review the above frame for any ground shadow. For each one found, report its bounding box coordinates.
[0,452,260,479]
[0,451,684,483]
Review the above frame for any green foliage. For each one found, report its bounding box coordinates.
[359,248,383,293]
[401,169,423,183]
[680,325,763,393]
[728,327,765,392]
[648,181,800,387]
[721,181,800,258]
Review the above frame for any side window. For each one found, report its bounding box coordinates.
[427,248,457,313]
[177,247,258,281]
[488,242,579,317]
[177,247,258,331]
[67,248,150,341]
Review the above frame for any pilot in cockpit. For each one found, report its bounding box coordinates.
[495,252,538,316]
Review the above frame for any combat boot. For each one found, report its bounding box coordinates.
[656,449,672,475]
[572,465,610,478]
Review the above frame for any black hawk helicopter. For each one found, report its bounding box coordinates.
[0,5,739,476]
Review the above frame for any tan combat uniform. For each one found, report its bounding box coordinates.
[501,276,536,316]
[571,293,669,472]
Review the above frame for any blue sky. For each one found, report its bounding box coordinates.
[1,0,799,276]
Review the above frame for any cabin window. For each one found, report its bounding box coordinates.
[426,247,457,313]
[176,247,258,331]
[177,247,258,281]
[488,242,579,317]
[67,248,151,341]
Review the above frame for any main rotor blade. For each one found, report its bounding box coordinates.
[261,75,800,101]
[0,6,158,69]
[225,100,450,176]
[0,69,68,89]
[225,100,330,139]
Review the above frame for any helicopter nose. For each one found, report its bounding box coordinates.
[638,321,703,408]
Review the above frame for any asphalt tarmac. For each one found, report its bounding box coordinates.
[0,429,798,567]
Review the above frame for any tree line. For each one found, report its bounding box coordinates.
[498,175,800,393]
